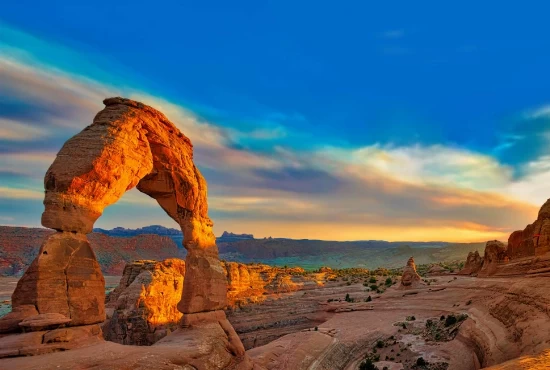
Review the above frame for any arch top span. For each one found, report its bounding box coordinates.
[42,97,210,239]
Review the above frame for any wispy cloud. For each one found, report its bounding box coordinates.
[381,29,405,39]
[0,118,51,141]
[525,105,550,120]
[0,43,547,241]
[0,187,43,199]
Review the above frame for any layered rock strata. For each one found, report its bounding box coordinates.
[507,198,550,258]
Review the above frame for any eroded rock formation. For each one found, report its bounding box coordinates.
[224,262,320,307]
[0,98,248,367]
[507,199,550,258]
[103,259,185,345]
[478,240,508,277]
[12,232,105,326]
[459,251,483,275]
[102,259,325,346]
[400,257,422,288]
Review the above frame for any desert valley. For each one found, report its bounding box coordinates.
[0,98,549,370]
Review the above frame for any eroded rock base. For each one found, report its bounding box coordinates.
[0,324,103,359]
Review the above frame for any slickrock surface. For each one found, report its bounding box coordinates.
[459,250,483,275]
[1,323,252,370]
[0,226,181,276]
[399,257,422,288]
[1,269,550,369]
[246,275,550,370]
[483,349,550,370]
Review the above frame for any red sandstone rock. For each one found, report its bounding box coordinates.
[223,262,319,307]
[459,251,484,275]
[507,198,550,259]
[12,97,226,322]
[479,240,508,277]
[399,257,422,288]
[11,232,105,326]
[0,305,38,333]
[2,97,248,368]
[102,259,323,346]
[103,259,186,345]
[19,313,72,332]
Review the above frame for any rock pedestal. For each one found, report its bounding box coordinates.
[478,240,508,277]
[12,232,105,326]
[459,251,484,275]
[400,257,422,288]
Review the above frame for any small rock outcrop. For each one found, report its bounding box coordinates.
[223,262,320,307]
[400,257,422,288]
[459,251,484,275]
[507,199,550,259]
[103,259,185,345]
[427,264,447,275]
[478,240,508,277]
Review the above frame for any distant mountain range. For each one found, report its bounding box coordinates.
[92,225,254,248]
[0,225,484,276]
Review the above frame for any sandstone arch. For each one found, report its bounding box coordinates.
[12,97,227,326]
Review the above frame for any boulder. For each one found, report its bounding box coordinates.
[103,259,186,345]
[459,251,484,276]
[478,240,508,277]
[427,264,447,275]
[11,232,105,326]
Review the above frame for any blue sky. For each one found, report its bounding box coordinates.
[1,1,550,241]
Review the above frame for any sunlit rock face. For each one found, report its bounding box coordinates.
[103,259,324,345]
[478,240,508,277]
[223,262,320,307]
[508,199,550,259]
[12,232,105,326]
[400,256,422,288]
[103,259,185,345]
[459,250,484,275]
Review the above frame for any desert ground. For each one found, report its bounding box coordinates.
[1,272,548,370]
